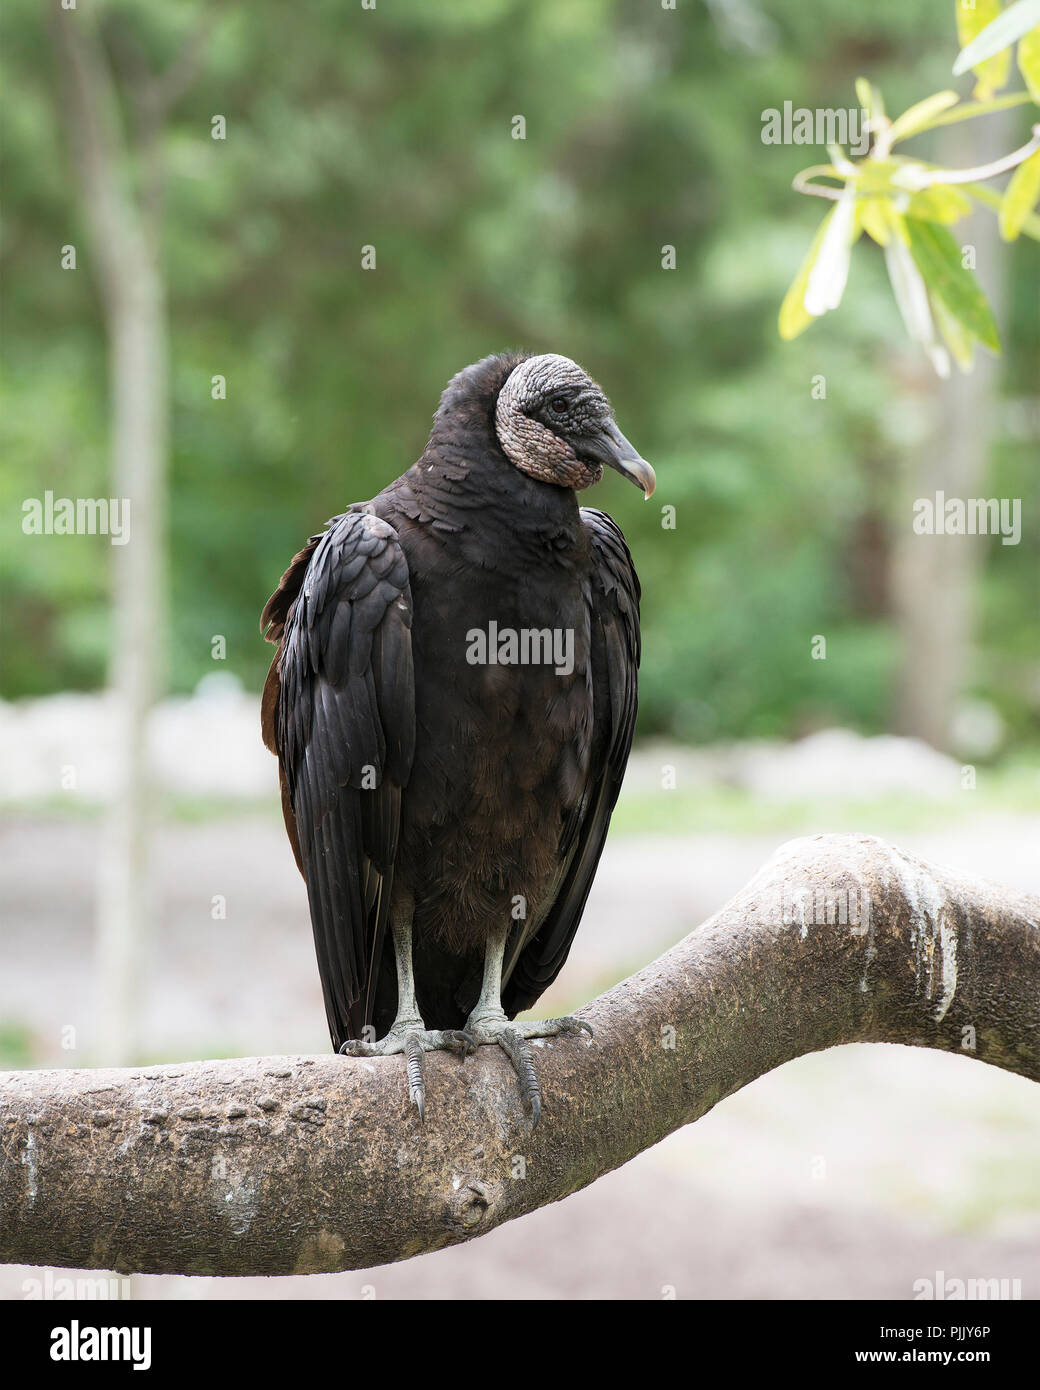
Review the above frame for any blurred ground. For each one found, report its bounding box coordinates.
[1,706,1039,1300]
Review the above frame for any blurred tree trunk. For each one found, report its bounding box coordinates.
[50,4,166,1063]
[49,5,211,1061]
[890,116,1010,751]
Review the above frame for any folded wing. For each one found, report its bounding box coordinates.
[261,510,415,1048]
[502,506,641,1014]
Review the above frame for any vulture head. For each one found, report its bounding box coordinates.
[495,353,656,498]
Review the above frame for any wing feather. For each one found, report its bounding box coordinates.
[502,507,641,1014]
[262,510,414,1048]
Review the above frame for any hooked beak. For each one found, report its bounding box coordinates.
[581,420,656,499]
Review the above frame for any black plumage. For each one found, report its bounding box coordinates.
[261,351,652,1121]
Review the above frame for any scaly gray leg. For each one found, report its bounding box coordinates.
[339,892,472,1120]
[464,920,593,1127]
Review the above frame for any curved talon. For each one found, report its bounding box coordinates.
[441,1029,477,1057]
[405,1034,426,1122]
[338,1024,473,1118]
[492,1026,543,1126]
[339,1014,585,1123]
[515,1038,543,1128]
[463,1015,596,1126]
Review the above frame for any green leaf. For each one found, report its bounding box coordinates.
[907,183,975,223]
[855,77,886,127]
[778,196,863,340]
[884,218,950,376]
[860,198,893,245]
[855,158,904,194]
[803,186,860,316]
[955,0,1012,98]
[963,179,1040,238]
[1018,23,1040,100]
[999,146,1040,238]
[954,0,1040,83]
[887,91,960,145]
[779,209,836,340]
[904,217,1001,351]
[917,89,1034,129]
[931,292,976,371]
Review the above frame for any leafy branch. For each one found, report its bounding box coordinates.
[780,0,1040,375]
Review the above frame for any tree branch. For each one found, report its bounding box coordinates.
[1,834,1037,1277]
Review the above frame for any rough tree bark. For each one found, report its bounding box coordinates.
[1,834,1037,1277]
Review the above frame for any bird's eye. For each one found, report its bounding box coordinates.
[550,397,568,414]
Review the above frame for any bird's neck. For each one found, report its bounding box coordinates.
[407,432,586,554]
[384,350,590,568]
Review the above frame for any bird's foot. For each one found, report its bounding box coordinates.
[339,1022,474,1121]
[462,1012,593,1128]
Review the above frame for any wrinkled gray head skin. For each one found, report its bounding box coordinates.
[495,353,655,498]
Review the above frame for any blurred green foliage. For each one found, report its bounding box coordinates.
[1,0,1037,740]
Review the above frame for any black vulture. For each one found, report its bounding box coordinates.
[261,352,653,1123]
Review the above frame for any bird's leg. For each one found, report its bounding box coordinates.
[464,921,593,1127]
[338,893,473,1120]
